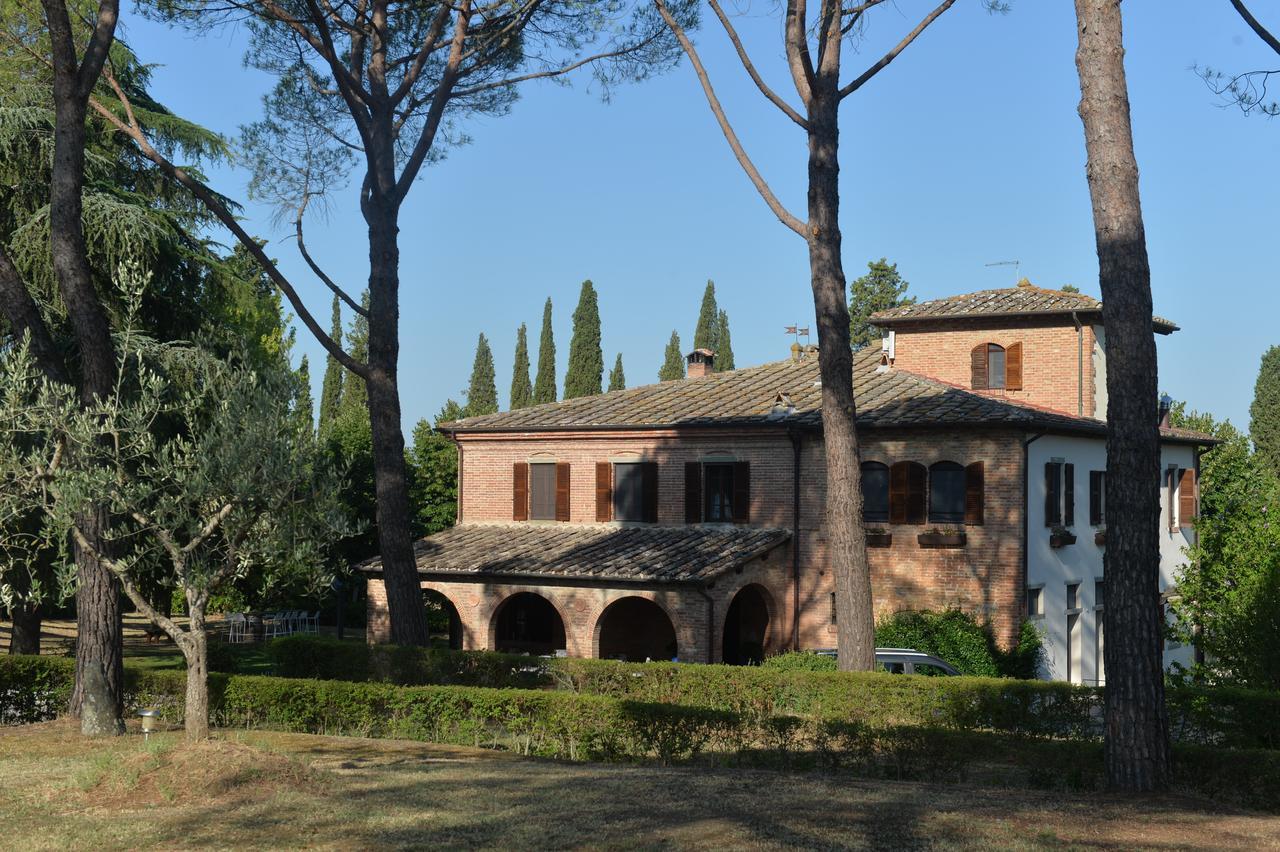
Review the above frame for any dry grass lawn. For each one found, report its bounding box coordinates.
[1,721,1278,850]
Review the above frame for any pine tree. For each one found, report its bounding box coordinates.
[715,309,735,371]
[848,258,915,350]
[464,333,498,417]
[295,355,315,434]
[336,290,370,423]
[693,280,720,353]
[317,294,345,435]
[533,298,557,405]
[1251,345,1280,480]
[564,280,603,399]
[608,353,626,391]
[510,323,533,410]
[659,330,685,381]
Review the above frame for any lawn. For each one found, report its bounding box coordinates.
[2,722,1277,851]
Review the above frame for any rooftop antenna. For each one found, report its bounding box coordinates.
[985,260,1021,284]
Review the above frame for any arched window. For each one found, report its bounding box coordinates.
[861,461,890,524]
[928,461,966,524]
[971,342,1023,391]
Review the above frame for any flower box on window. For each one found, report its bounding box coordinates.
[866,529,892,548]
[918,529,966,548]
[1050,527,1077,548]
[1093,529,1106,547]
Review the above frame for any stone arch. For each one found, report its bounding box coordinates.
[594,596,679,662]
[722,583,775,665]
[422,586,463,650]
[489,591,567,655]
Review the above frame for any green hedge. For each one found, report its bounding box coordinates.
[3,654,1278,810]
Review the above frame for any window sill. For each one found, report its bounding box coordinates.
[918,532,966,548]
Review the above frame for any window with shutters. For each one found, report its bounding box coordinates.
[529,462,558,520]
[1026,586,1044,619]
[1089,470,1106,526]
[928,461,966,524]
[987,344,1006,389]
[612,463,644,522]
[704,463,735,523]
[1177,467,1197,529]
[861,462,890,524]
[1044,461,1075,527]
[970,341,1022,391]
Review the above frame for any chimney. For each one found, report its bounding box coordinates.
[686,348,715,378]
[790,343,819,362]
[1158,393,1173,429]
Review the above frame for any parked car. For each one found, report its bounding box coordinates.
[814,647,961,676]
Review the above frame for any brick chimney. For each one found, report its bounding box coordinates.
[686,348,715,378]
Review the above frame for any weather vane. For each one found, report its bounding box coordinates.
[785,325,811,347]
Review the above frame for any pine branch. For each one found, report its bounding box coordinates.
[838,0,956,99]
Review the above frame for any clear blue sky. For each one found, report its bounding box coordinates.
[124,1,1276,433]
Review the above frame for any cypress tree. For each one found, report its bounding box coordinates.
[295,355,315,434]
[464,333,498,417]
[317,294,345,435]
[715,309,735,371]
[510,323,533,409]
[1251,345,1280,479]
[335,290,370,423]
[608,353,626,391]
[659,330,685,381]
[564,280,603,399]
[848,258,914,349]
[693,279,719,353]
[533,298,557,404]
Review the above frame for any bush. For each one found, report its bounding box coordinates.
[761,652,836,673]
[874,609,1042,679]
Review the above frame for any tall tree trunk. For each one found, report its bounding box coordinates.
[7,601,42,655]
[364,202,430,646]
[1073,0,1170,792]
[43,0,125,732]
[807,95,875,672]
[183,597,210,740]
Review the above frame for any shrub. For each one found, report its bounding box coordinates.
[875,609,1037,678]
[761,652,836,673]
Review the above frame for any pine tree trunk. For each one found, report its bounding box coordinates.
[807,95,875,672]
[183,600,210,740]
[1073,0,1171,792]
[364,202,430,647]
[45,0,125,733]
[7,600,42,655]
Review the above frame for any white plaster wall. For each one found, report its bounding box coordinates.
[1026,434,1196,683]
[1091,325,1108,420]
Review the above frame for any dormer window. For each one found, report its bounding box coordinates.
[970,341,1023,391]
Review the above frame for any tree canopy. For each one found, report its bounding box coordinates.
[1249,345,1280,480]
[534,298,557,405]
[510,323,533,410]
[465,333,498,417]
[659,330,684,381]
[608,353,626,391]
[564,280,603,399]
[848,258,914,350]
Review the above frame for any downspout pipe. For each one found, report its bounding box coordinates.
[788,427,803,651]
[1071,311,1084,417]
[1023,431,1047,606]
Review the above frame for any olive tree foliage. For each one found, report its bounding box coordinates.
[0,271,354,739]
[119,0,693,647]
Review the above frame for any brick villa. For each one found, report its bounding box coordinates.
[363,282,1213,683]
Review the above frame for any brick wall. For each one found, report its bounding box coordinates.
[367,423,1028,655]
[888,317,1098,418]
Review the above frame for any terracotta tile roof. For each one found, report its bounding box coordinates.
[869,284,1179,333]
[357,523,792,585]
[443,347,1215,441]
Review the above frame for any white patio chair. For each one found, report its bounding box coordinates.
[305,611,320,633]
[225,612,248,644]
[264,611,287,639]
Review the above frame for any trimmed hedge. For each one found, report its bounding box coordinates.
[3,654,1279,810]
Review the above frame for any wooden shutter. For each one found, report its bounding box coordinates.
[555,462,571,522]
[889,461,908,525]
[964,462,985,526]
[512,462,529,521]
[1168,469,1178,532]
[1005,342,1023,390]
[1064,463,1075,527]
[684,462,702,524]
[732,461,751,524]
[970,343,989,390]
[595,462,612,522]
[1179,468,1196,527]
[1089,470,1103,526]
[1044,462,1060,526]
[906,462,927,525]
[642,462,659,523]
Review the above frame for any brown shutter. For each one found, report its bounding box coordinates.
[555,462,571,522]
[889,461,908,525]
[642,462,659,523]
[1005,342,1023,391]
[595,462,612,522]
[1089,470,1103,526]
[1064,463,1075,527]
[964,461,984,526]
[970,343,989,390]
[513,462,529,521]
[1045,462,1060,526]
[684,462,702,524]
[732,461,750,524]
[1179,468,1196,526]
[1168,469,1177,532]
[906,462,927,525]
